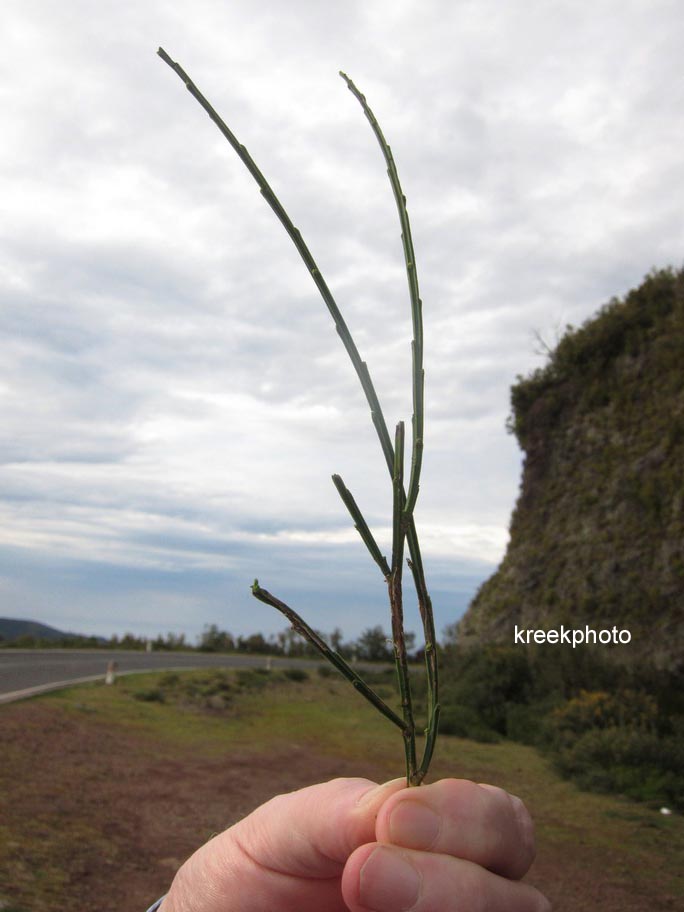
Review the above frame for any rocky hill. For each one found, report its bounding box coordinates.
[457,268,684,671]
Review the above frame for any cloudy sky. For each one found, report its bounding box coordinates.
[2,0,682,644]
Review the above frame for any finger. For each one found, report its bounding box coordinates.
[235,776,405,878]
[164,778,405,912]
[375,779,536,879]
[342,843,551,912]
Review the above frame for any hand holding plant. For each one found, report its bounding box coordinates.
[158,776,548,912]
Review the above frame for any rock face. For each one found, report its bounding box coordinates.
[457,268,684,671]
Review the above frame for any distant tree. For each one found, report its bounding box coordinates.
[198,624,235,653]
[9,634,38,648]
[237,632,270,654]
[267,633,283,655]
[277,627,298,656]
[119,632,147,650]
[355,626,393,662]
[152,632,187,651]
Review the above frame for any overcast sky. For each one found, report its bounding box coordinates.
[2,0,683,644]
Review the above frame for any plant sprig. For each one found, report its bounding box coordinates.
[159,48,440,785]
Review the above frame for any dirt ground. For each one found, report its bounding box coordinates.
[0,700,390,911]
[0,700,681,911]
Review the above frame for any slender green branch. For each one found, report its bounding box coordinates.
[416,704,441,785]
[339,71,425,518]
[388,422,417,782]
[407,533,439,773]
[391,422,406,577]
[332,474,391,578]
[340,70,438,767]
[251,580,406,731]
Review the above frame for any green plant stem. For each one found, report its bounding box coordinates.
[339,72,424,519]
[159,47,439,784]
[407,528,439,783]
[251,581,406,731]
[332,474,391,578]
[389,421,417,783]
[339,71,438,776]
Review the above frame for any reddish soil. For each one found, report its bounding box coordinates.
[1,701,680,911]
[0,701,388,911]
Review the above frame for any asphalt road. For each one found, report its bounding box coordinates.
[0,649,329,704]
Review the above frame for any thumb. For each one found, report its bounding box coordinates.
[163,777,404,912]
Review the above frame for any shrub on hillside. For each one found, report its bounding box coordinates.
[547,689,658,744]
[438,704,500,743]
[283,668,309,682]
[133,688,165,703]
[553,725,684,808]
[439,645,533,735]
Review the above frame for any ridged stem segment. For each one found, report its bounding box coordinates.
[252,581,406,731]
[389,422,417,783]
[339,72,424,519]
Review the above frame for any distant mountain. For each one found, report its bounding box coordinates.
[457,268,684,671]
[0,618,80,642]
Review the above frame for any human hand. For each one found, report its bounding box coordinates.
[160,776,550,912]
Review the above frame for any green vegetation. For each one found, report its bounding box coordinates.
[508,267,684,448]
[35,662,684,813]
[105,655,681,811]
[437,644,684,809]
[460,267,684,669]
[41,667,403,759]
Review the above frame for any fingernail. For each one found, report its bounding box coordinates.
[389,799,441,849]
[359,846,421,911]
[479,784,535,858]
[510,794,535,858]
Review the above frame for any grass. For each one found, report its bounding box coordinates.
[48,669,684,881]
[2,668,683,910]
[42,666,404,759]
